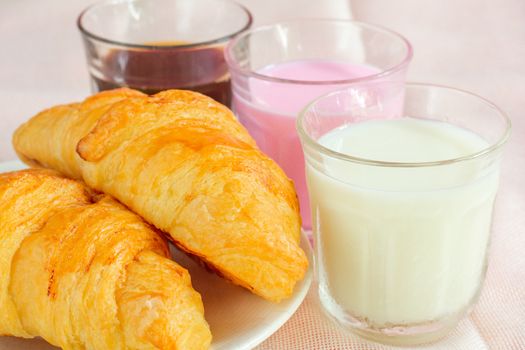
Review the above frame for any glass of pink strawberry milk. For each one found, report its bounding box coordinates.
[225,19,412,230]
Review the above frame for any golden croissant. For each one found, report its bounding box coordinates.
[13,88,308,302]
[0,169,211,349]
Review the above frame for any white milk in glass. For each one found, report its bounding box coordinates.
[307,117,499,328]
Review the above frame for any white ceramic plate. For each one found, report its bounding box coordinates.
[0,160,313,350]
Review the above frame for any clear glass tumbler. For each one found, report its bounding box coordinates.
[225,19,412,229]
[297,83,511,345]
[78,0,252,106]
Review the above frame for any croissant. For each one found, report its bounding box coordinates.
[0,169,211,349]
[13,88,308,302]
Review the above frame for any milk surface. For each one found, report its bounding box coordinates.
[308,117,499,327]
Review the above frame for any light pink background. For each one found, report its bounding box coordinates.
[0,1,523,349]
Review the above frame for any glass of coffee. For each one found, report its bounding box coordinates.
[78,0,252,106]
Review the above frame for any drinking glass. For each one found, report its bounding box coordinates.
[78,0,252,105]
[225,19,412,229]
[297,83,511,345]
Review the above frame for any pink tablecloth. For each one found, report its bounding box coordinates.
[1,1,523,349]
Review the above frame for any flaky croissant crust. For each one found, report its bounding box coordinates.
[14,89,308,302]
[0,169,211,349]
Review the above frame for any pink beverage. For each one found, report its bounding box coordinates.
[226,20,412,230]
[232,59,383,229]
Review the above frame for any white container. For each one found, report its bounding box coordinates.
[297,84,510,346]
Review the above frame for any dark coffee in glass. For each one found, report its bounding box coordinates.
[78,0,252,107]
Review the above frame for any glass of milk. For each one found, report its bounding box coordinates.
[297,83,511,345]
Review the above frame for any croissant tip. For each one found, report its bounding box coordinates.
[76,141,89,161]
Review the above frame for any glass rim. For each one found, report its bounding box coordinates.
[224,18,413,86]
[296,82,512,168]
[77,0,253,50]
